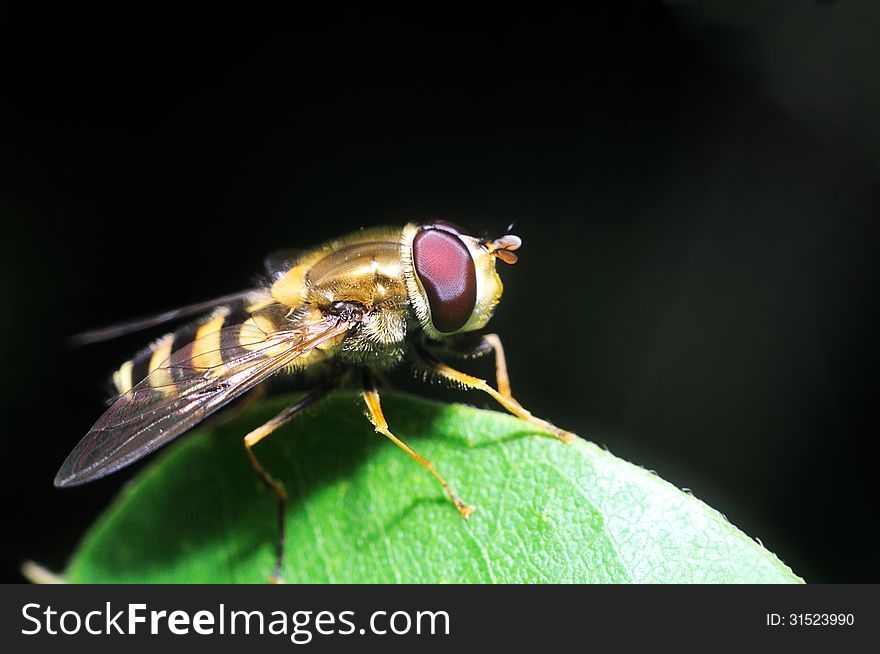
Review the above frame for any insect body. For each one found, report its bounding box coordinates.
[56,222,573,581]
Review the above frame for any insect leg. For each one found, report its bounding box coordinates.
[481,333,511,398]
[361,371,474,519]
[243,382,336,583]
[426,333,511,398]
[415,346,574,443]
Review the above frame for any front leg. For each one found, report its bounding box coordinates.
[415,344,574,443]
[425,332,511,399]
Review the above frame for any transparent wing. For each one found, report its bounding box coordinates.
[56,312,354,487]
[69,289,264,345]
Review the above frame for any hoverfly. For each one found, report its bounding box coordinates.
[56,222,574,581]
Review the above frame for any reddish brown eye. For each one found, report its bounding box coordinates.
[428,220,465,235]
[413,228,477,332]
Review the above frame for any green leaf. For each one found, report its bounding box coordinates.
[64,392,802,583]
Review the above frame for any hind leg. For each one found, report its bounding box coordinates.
[243,382,335,583]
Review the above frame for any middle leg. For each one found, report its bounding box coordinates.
[362,371,474,518]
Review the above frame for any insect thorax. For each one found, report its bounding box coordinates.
[278,231,414,370]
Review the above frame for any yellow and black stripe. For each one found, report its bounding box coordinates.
[108,291,336,398]
[111,301,252,396]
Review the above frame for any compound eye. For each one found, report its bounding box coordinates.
[412,228,477,333]
[428,220,466,235]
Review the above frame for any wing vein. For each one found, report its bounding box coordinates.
[55,313,354,487]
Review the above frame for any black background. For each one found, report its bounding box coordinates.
[1,2,878,583]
